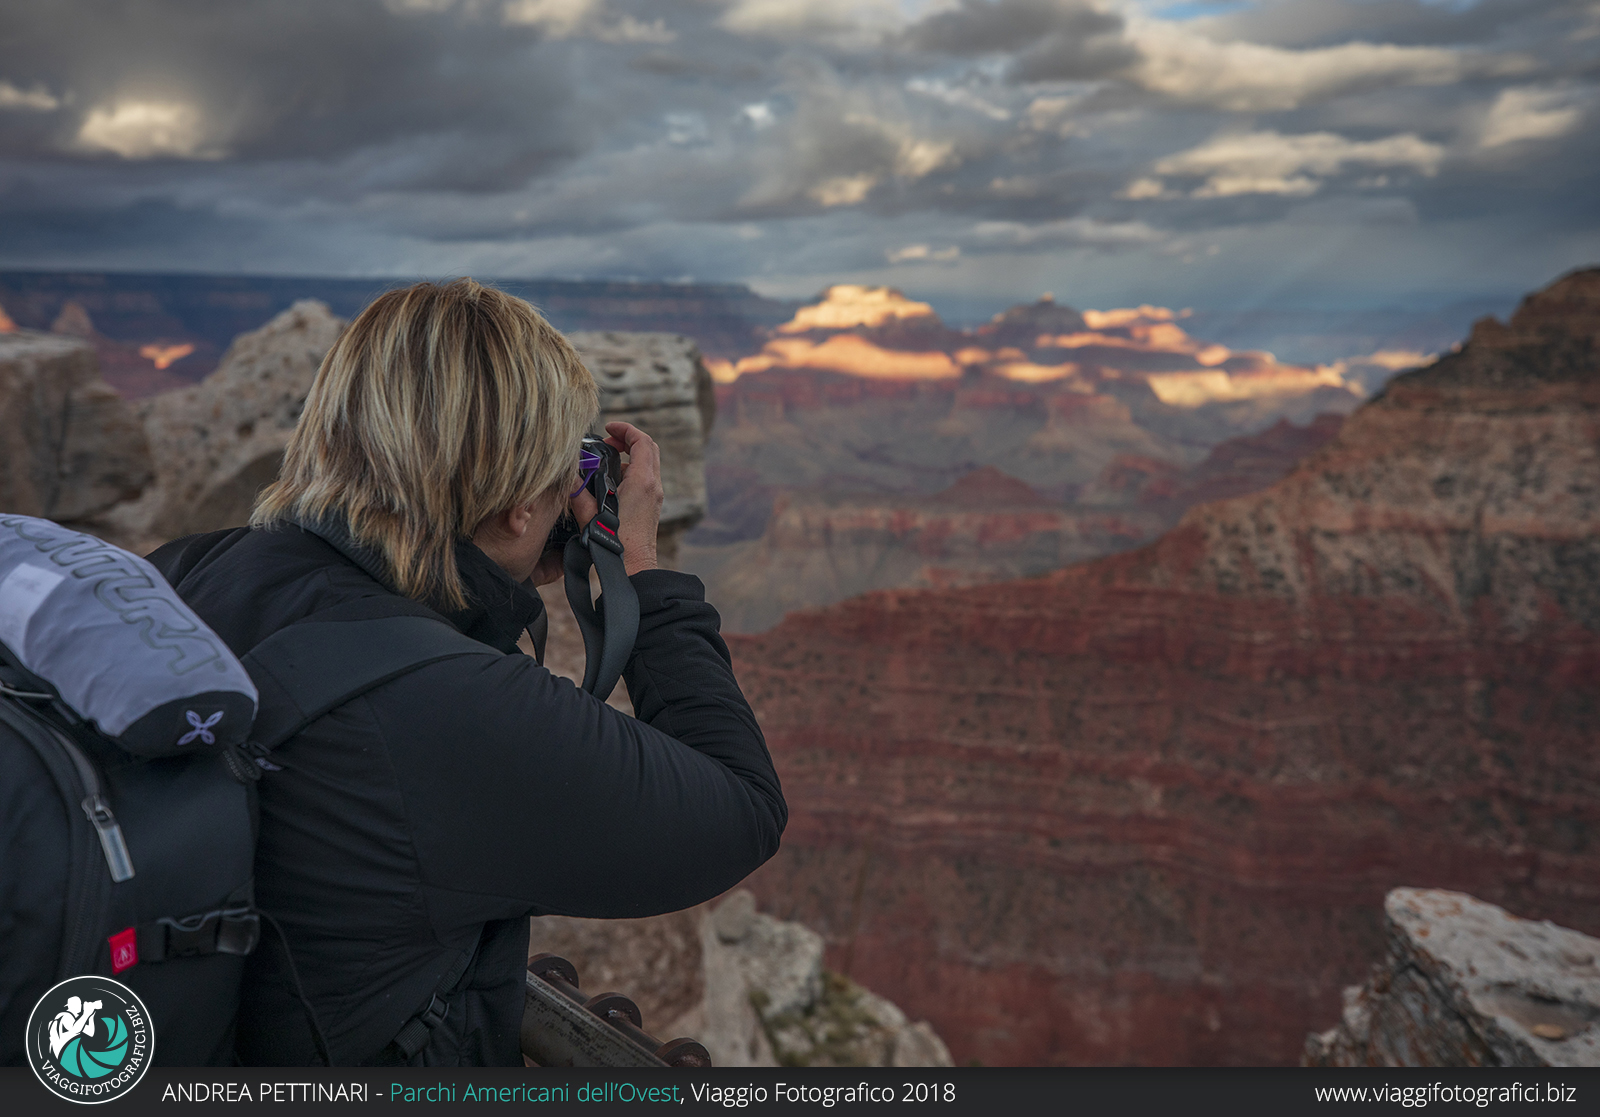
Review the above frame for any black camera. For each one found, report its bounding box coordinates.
[546,435,622,552]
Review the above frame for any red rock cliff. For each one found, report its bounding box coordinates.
[726,269,1600,1066]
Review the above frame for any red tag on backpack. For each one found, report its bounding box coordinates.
[109,927,138,974]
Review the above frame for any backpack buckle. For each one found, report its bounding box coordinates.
[145,906,260,960]
[216,909,261,955]
[155,910,222,958]
[418,993,449,1030]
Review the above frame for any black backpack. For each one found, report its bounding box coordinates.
[0,517,492,1066]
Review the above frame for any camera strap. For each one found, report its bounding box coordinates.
[561,499,639,703]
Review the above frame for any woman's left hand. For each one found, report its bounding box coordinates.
[527,482,592,587]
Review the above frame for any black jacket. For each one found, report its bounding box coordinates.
[148,521,785,1066]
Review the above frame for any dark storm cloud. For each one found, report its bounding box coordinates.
[905,0,1135,82]
[0,0,578,190]
[908,0,1120,55]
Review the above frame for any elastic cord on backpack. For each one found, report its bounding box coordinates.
[258,911,333,1067]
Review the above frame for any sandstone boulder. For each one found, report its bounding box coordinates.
[1305,889,1600,1067]
[102,300,346,546]
[528,891,952,1068]
[0,330,151,522]
[567,331,715,565]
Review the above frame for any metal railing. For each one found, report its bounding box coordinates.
[520,953,712,1068]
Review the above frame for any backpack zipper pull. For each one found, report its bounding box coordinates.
[82,795,135,882]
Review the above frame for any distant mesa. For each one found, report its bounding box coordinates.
[51,300,96,338]
[776,284,939,334]
[977,293,1090,347]
[929,466,1046,509]
[707,285,1367,411]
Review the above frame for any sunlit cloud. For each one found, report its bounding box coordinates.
[1479,86,1588,149]
[809,174,879,207]
[968,217,1166,250]
[906,78,1011,121]
[887,243,961,264]
[1147,130,1445,198]
[502,0,598,35]
[501,0,673,42]
[1023,95,1087,137]
[896,137,957,177]
[741,91,963,212]
[1118,177,1172,200]
[75,100,218,159]
[1125,17,1490,111]
[717,0,915,47]
[0,80,60,111]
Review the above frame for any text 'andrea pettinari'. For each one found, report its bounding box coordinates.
[160,1082,372,1102]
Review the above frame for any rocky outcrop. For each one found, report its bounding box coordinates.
[530,892,953,1068]
[723,268,1600,1065]
[567,331,715,566]
[95,300,347,549]
[0,330,151,522]
[1306,890,1599,1066]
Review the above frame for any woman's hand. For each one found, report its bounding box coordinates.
[601,421,663,576]
[539,421,663,581]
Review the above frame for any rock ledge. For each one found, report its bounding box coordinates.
[1305,889,1600,1067]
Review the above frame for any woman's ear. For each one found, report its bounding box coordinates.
[505,501,535,539]
[477,502,534,543]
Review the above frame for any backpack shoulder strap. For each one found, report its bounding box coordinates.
[241,597,498,760]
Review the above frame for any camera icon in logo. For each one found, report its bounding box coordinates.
[25,976,153,1104]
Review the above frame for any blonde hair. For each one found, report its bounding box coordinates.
[253,278,599,610]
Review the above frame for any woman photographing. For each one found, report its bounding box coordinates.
[149,279,786,1065]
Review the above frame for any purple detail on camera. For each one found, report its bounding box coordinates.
[571,449,603,496]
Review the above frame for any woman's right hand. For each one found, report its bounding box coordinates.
[569,421,663,576]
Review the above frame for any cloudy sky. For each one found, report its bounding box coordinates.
[1,0,1596,319]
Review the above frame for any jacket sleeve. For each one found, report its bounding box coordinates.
[372,569,787,918]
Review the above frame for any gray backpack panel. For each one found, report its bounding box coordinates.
[0,516,256,757]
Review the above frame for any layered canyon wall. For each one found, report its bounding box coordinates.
[724,269,1600,1065]
[692,414,1344,634]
